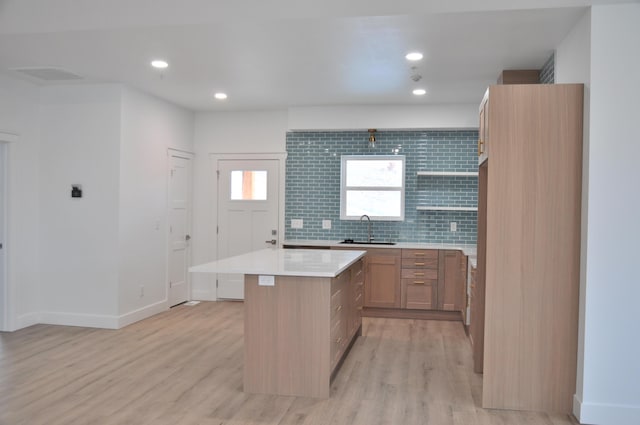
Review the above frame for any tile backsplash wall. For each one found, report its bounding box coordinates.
[540,53,555,84]
[285,130,478,244]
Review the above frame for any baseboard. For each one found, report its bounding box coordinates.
[40,311,119,329]
[362,307,462,321]
[191,289,217,301]
[117,300,168,328]
[11,312,42,331]
[574,394,640,425]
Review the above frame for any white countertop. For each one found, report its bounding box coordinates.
[282,239,477,259]
[189,248,366,278]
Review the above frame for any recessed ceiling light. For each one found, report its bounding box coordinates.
[413,89,427,96]
[214,92,228,100]
[151,60,168,69]
[405,52,423,61]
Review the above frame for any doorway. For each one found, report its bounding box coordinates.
[168,150,193,307]
[0,142,7,331]
[216,158,281,300]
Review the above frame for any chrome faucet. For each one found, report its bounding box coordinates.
[360,214,373,242]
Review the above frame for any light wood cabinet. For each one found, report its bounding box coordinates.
[478,84,583,413]
[401,249,437,310]
[363,249,401,308]
[437,250,465,311]
[244,257,364,399]
[478,89,489,164]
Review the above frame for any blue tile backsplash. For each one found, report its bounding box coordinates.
[285,130,479,244]
[540,53,555,84]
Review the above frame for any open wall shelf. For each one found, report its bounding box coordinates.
[416,206,478,212]
[417,171,479,177]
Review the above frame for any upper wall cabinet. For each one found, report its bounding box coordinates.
[478,89,489,164]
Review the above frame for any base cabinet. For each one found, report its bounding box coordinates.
[363,249,401,308]
[437,250,465,311]
[401,249,438,310]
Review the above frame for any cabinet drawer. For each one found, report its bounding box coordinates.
[331,270,348,295]
[401,268,438,280]
[330,289,343,320]
[351,260,363,280]
[401,257,438,269]
[402,249,438,260]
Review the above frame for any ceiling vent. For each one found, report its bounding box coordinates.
[11,67,83,82]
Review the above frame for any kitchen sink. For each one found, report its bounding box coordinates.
[339,239,396,245]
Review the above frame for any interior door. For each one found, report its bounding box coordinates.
[0,143,6,330]
[168,152,192,307]
[217,159,279,300]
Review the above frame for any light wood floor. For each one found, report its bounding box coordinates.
[0,302,578,425]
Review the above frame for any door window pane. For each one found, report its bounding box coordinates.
[231,170,267,200]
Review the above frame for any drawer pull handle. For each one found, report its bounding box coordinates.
[356,306,363,311]
[335,305,342,312]
[414,272,424,276]
[414,262,425,266]
[413,281,425,285]
[415,252,425,256]
[336,337,342,344]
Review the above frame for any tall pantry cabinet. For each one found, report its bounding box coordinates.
[477,84,583,413]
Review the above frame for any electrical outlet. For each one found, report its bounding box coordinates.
[450,222,457,232]
[322,219,332,230]
[291,219,303,229]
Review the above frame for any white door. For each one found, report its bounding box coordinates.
[0,143,6,330]
[217,159,280,300]
[168,152,193,307]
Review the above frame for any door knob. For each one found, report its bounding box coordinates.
[265,239,277,245]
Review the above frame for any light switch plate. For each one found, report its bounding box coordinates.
[322,219,332,229]
[291,219,303,229]
[450,222,457,232]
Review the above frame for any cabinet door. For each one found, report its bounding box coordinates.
[402,279,436,309]
[364,249,401,308]
[437,250,464,311]
[478,89,489,164]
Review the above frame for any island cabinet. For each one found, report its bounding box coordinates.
[244,259,364,399]
[363,248,401,308]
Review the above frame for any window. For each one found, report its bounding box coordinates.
[340,155,405,221]
[230,170,267,200]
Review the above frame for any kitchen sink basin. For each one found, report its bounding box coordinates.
[339,239,396,245]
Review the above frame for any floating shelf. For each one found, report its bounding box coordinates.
[417,171,478,177]
[416,206,478,212]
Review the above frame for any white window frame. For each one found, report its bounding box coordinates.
[340,155,406,221]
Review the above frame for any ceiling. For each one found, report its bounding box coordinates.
[0,0,630,111]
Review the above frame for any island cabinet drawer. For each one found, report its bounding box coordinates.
[331,270,349,295]
[350,260,363,281]
[330,289,344,320]
[401,268,438,280]
[330,318,346,368]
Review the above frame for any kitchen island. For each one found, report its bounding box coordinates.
[190,248,366,398]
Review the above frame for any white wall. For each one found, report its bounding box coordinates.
[557,4,640,425]
[0,74,41,330]
[554,8,592,420]
[38,84,122,328]
[191,110,288,299]
[288,104,478,130]
[118,87,193,323]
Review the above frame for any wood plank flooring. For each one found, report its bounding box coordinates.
[0,302,578,425]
